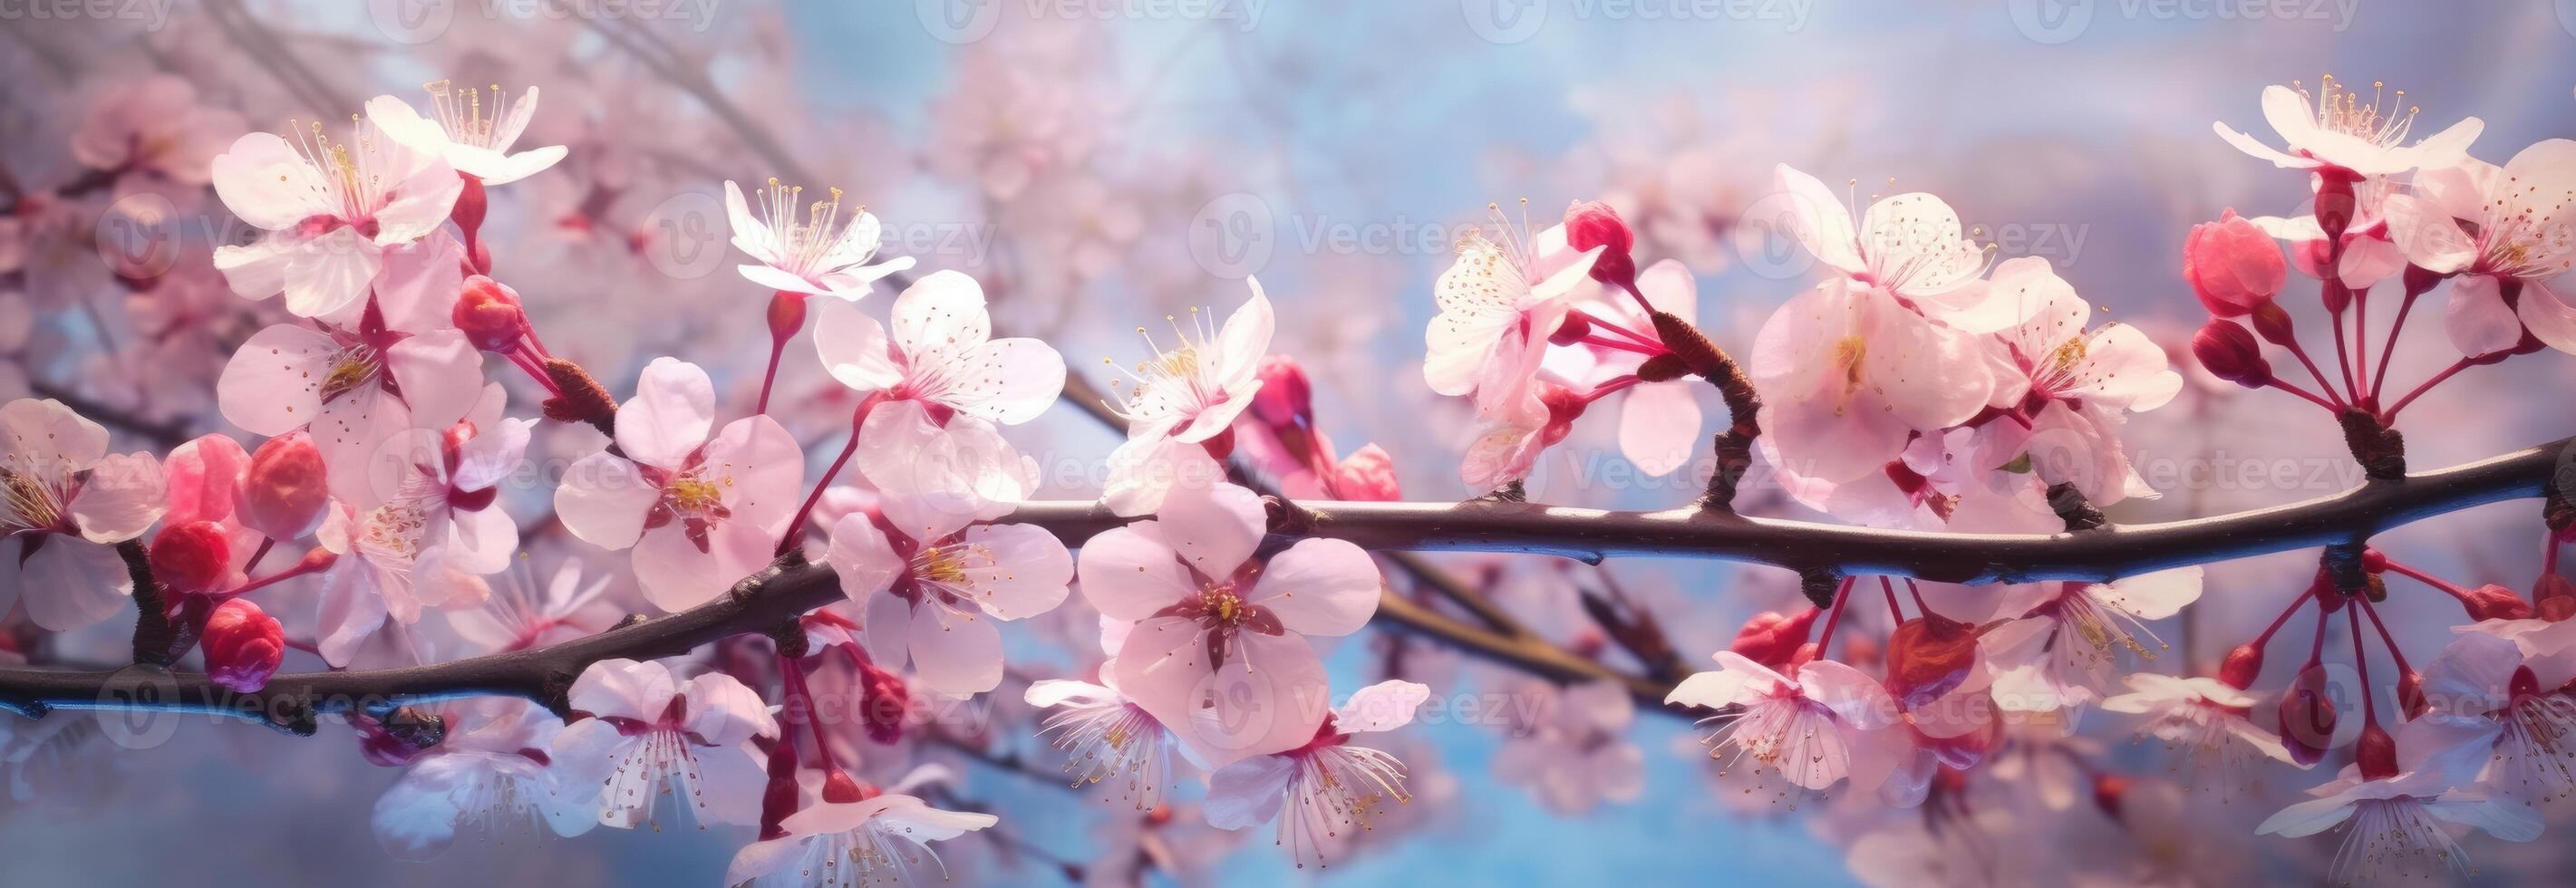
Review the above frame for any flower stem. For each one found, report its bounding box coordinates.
[1813,575,1859,655]
[777,397,876,555]
[756,291,808,416]
[2381,357,2474,421]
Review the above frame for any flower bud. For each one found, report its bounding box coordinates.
[453,275,528,352]
[2460,584,2534,622]
[2191,320,2270,388]
[2398,670,2427,720]
[1332,443,1401,502]
[1884,613,1980,709]
[242,432,329,539]
[1728,609,1821,671]
[2218,642,2264,690]
[202,598,283,694]
[2092,773,2129,821]
[859,659,910,746]
[2533,574,2576,623]
[2184,209,2285,317]
[1564,200,1637,293]
[2277,663,2337,767]
[149,520,235,595]
[1250,354,1312,429]
[821,769,870,805]
[2355,722,2398,781]
[2248,301,2298,346]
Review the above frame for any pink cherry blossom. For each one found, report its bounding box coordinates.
[1421,217,1602,414]
[547,658,778,830]
[1026,676,1180,810]
[1491,679,1646,815]
[723,179,914,300]
[70,74,242,190]
[2380,140,2576,358]
[2404,632,2576,803]
[209,111,462,320]
[1664,651,1905,795]
[2215,77,2483,177]
[368,82,567,186]
[812,270,1064,501]
[1749,276,1995,485]
[824,493,1072,696]
[1971,256,2179,505]
[1077,482,1380,767]
[1202,680,1428,869]
[1547,258,1706,476]
[310,496,470,669]
[0,398,168,630]
[1770,164,2028,327]
[2101,672,2298,797]
[553,358,803,612]
[722,786,996,887]
[2257,755,2540,883]
[372,698,596,861]
[1100,285,1273,516]
[1980,568,2203,711]
[447,555,619,655]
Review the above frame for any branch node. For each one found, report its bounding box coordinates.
[770,618,809,660]
[1798,567,1842,610]
[2046,482,2107,532]
[540,356,621,438]
[2339,410,2407,480]
[2322,540,2369,599]
[1475,480,1528,504]
[1262,495,1318,536]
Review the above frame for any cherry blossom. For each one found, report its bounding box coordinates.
[1971,257,2180,505]
[553,358,802,612]
[372,698,596,860]
[811,270,1064,502]
[1491,679,1646,815]
[548,658,778,830]
[723,179,914,300]
[1769,164,2025,325]
[208,109,462,320]
[1203,680,1429,869]
[1980,568,2203,712]
[1748,276,1995,485]
[1077,481,1380,767]
[1100,285,1273,516]
[2101,672,2297,796]
[2380,139,2576,358]
[824,492,1072,696]
[0,398,167,630]
[447,555,619,654]
[1027,676,1181,810]
[368,82,567,186]
[2405,632,2576,803]
[70,74,242,193]
[1548,258,1705,476]
[1421,214,1602,413]
[723,769,997,887]
[2215,76,2483,177]
[2256,754,2540,883]
[1666,651,1906,796]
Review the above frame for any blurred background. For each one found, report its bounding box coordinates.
[5,0,2576,884]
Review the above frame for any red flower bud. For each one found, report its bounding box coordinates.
[2534,574,2576,623]
[2356,722,2398,781]
[766,290,808,345]
[1884,613,1980,709]
[202,598,283,694]
[1728,609,1821,670]
[2398,670,2427,720]
[2249,302,2298,347]
[2277,663,2338,767]
[858,659,910,745]
[2184,209,2285,317]
[1332,443,1401,502]
[821,769,871,805]
[2218,642,2264,690]
[1563,199,1637,293]
[2092,773,2129,821]
[1250,354,1312,429]
[2191,320,2271,388]
[149,520,235,595]
[453,275,528,352]
[2460,584,2535,622]
[242,432,329,539]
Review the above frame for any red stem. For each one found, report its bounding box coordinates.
[2263,378,2342,413]
[2369,290,2421,399]
[2278,338,2348,409]
[1813,575,1859,655]
[2355,596,2413,677]
[2377,556,2474,603]
[777,398,876,555]
[2382,358,2474,421]
[2250,585,2314,651]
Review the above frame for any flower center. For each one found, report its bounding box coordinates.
[421,79,518,150]
[2294,74,2419,149]
[753,177,861,278]
[0,467,68,532]
[318,346,383,404]
[663,476,725,516]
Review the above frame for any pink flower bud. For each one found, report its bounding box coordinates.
[202,598,283,694]
[2191,320,2270,388]
[2461,584,2535,622]
[1728,609,1820,670]
[2218,642,2264,690]
[1332,443,1401,501]
[2184,210,2284,318]
[149,520,235,595]
[453,275,528,352]
[1564,200,1637,293]
[241,432,329,539]
[2277,663,2337,767]
[1251,354,1312,429]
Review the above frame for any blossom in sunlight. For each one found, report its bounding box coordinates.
[1748,275,1996,485]
[1078,482,1380,767]
[216,236,486,502]
[2405,632,2576,804]
[208,109,462,320]
[1492,679,1647,815]
[1980,568,2203,711]
[2215,75,2483,177]
[1028,676,1181,810]
[368,81,567,185]
[553,358,803,612]
[2102,672,2298,797]
[724,777,996,887]
[549,658,778,830]
[1420,208,1602,413]
[723,178,915,299]
[2380,139,2576,358]
[1971,256,2180,505]
[1665,651,1906,799]
[812,270,1064,504]
[373,699,596,861]
[1204,680,1430,870]
[1769,163,2025,325]
[0,398,167,630]
[825,492,1072,696]
[1100,284,1273,516]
